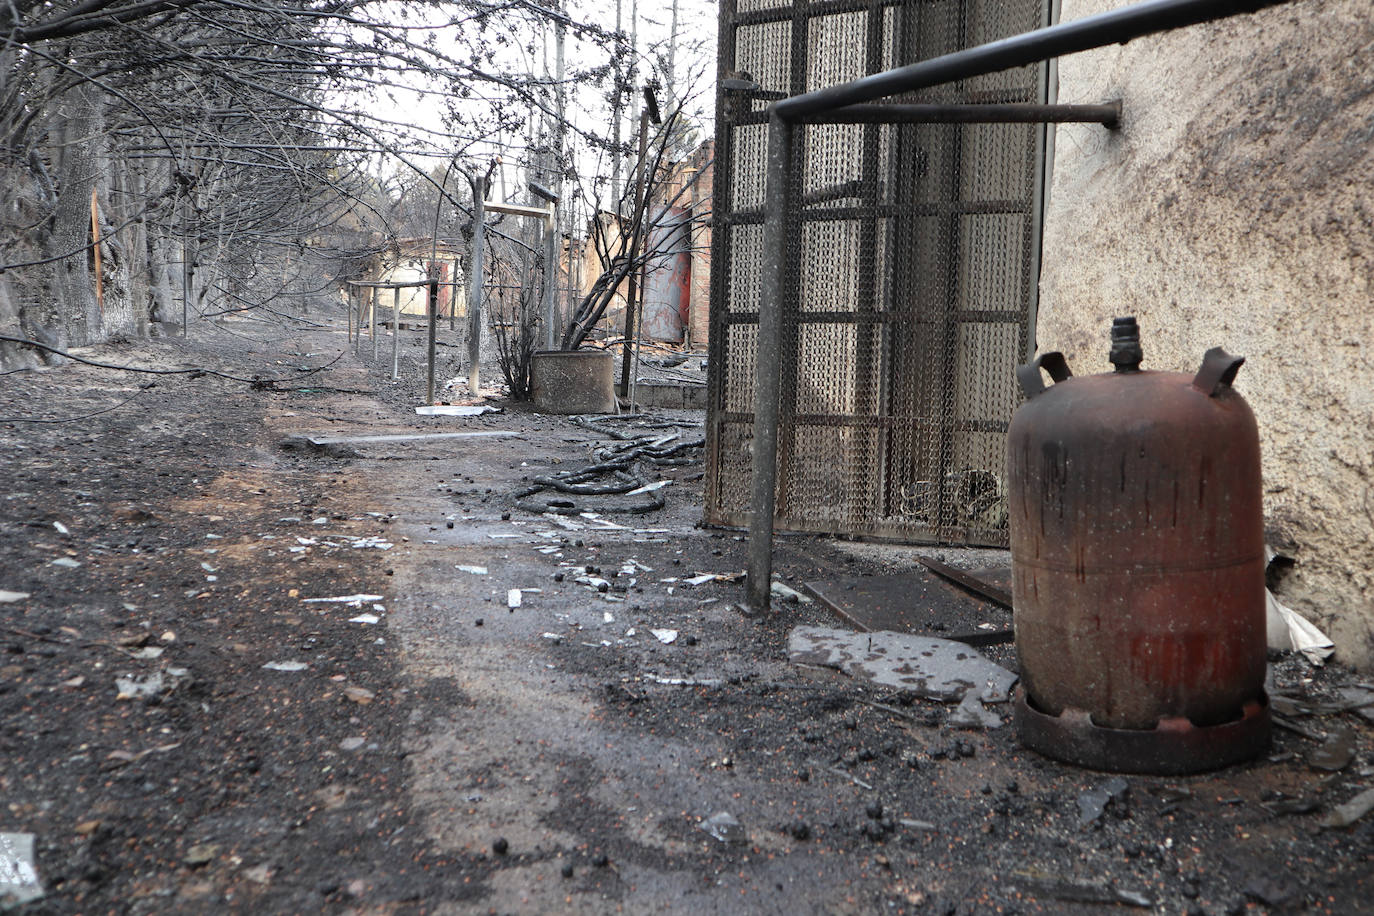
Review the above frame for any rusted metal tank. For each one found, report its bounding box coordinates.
[1008,317,1269,774]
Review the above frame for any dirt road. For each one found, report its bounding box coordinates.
[0,313,1369,914]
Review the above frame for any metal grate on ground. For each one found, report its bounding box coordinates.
[707,0,1049,547]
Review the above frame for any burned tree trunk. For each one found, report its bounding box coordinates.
[42,82,105,346]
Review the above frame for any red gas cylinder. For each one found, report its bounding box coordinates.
[1007,317,1269,774]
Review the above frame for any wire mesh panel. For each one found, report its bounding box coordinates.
[707,0,1048,546]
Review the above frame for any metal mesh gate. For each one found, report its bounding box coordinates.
[706,0,1050,546]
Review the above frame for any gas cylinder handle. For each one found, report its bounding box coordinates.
[1192,347,1245,397]
[1017,352,1073,399]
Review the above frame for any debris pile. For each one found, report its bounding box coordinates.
[513,414,703,515]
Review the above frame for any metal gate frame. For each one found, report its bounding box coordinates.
[706,0,1056,550]
[733,0,1290,610]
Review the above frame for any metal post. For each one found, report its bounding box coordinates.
[466,176,487,398]
[391,286,400,380]
[354,287,363,354]
[620,109,650,397]
[426,278,438,405]
[745,115,793,613]
[543,208,558,350]
[346,284,354,343]
[371,289,378,361]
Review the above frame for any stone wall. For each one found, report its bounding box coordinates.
[1038,0,1374,668]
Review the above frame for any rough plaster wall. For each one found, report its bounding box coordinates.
[1038,0,1374,668]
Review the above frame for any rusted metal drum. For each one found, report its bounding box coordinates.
[1007,317,1269,774]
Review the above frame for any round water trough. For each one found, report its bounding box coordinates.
[530,349,617,415]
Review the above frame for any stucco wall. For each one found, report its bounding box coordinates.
[1037,0,1374,668]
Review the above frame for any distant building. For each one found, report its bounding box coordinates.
[573,141,714,349]
[372,238,465,318]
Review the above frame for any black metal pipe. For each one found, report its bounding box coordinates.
[746,114,793,613]
[811,101,1122,126]
[772,0,1288,123]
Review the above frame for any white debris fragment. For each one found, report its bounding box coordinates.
[650,629,679,645]
[488,533,522,540]
[603,611,615,623]
[347,536,394,550]
[0,591,30,603]
[507,589,522,608]
[263,661,308,672]
[789,626,1018,702]
[1267,589,1334,665]
[647,675,722,687]
[544,514,585,530]
[456,565,488,575]
[50,558,81,568]
[625,627,636,637]
[115,673,165,699]
[53,521,69,536]
[0,832,43,906]
[625,480,670,496]
[312,517,328,526]
[683,574,716,587]
[947,688,1004,729]
[303,594,383,606]
[414,405,499,416]
[348,614,382,625]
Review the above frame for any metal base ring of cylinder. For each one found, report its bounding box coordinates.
[1013,686,1271,775]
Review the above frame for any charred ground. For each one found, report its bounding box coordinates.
[0,314,1370,915]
